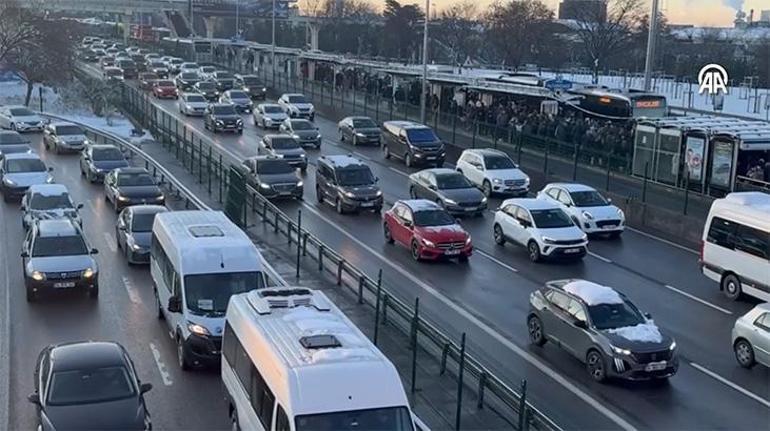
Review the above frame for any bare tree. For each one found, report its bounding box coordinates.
[482,0,554,69]
[433,1,482,65]
[0,0,39,65]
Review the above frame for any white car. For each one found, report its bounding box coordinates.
[537,183,625,237]
[0,106,44,132]
[178,93,209,116]
[198,65,217,80]
[732,303,770,369]
[456,149,530,197]
[253,103,288,129]
[493,198,587,262]
[21,184,83,230]
[277,93,314,120]
[179,62,199,73]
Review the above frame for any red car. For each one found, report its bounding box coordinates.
[383,199,472,262]
[152,80,178,99]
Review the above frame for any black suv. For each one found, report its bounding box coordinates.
[175,71,200,91]
[239,156,303,200]
[203,103,243,134]
[382,121,445,168]
[315,155,382,214]
[234,74,267,100]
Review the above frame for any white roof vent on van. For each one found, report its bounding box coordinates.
[725,192,770,207]
[246,288,331,315]
[188,225,224,238]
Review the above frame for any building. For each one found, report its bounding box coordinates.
[558,0,607,23]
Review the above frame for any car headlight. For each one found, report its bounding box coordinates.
[296,181,304,187]
[156,194,165,201]
[83,138,91,145]
[216,120,224,126]
[236,119,243,125]
[316,133,322,140]
[45,176,54,184]
[118,195,130,202]
[291,134,301,140]
[465,236,472,245]
[261,87,267,92]
[542,236,556,245]
[186,104,193,110]
[481,196,488,203]
[187,322,211,336]
[524,177,531,186]
[259,182,271,190]
[309,106,315,112]
[421,238,436,248]
[611,345,631,356]
[444,198,457,205]
[82,268,95,279]
[343,191,355,199]
[617,208,625,219]
[356,132,366,138]
[492,178,502,184]
[31,271,45,281]
[130,242,142,251]
[3,178,16,186]
[375,190,383,197]
[581,211,594,220]
[669,340,676,351]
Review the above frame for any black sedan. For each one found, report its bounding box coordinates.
[338,116,381,146]
[193,81,219,101]
[104,167,165,212]
[174,71,200,91]
[79,145,129,183]
[117,205,168,264]
[235,74,267,100]
[408,168,487,216]
[29,341,152,431]
[204,103,243,134]
[240,156,303,200]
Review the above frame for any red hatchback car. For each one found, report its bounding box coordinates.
[383,199,472,262]
[152,80,178,99]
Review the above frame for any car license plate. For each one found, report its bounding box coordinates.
[645,361,667,372]
[53,282,75,288]
[464,207,476,212]
[360,202,374,207]
[279,191,291,196]
[445,249,461,256]
[564,248,581,254]
[426,156,436,160]
[602,225,616,230]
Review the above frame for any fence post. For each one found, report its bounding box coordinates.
[605,158,611,191]
[544,141,550,181]
[517,134,523,165]
[382,294,389,325]
[318,244,324,271]
[440,343,449,375]
[455,332,466,431]
[198,140,203,183]
[472,121,477,148]
[477,372,487,409]
[410,297,420,394]
[296,210,302,279]
[373,269,383,346]
[208,147,212,194]
[218,154,223,203]
[336,259,344,285]
[357,276,365,304]
[572,143,579,181]
[518,380,528,431]
[642,161,649,203]
[452,113,457,145]
[683,171,690,215]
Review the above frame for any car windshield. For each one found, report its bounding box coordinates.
[407,128,439,144]
[256,159,294,175]
[571,190,609,207]
[7,158,45,173]
[271,138,299,150]
[241,77,260,85]
[184,271,263,315]
[414,209,455,227]
[201,67,215,73]
[229,91,248,99]
[0,133,24,144]
[181,73,198,79]
[288,95,308,103]
[530,209,574,229]
[150,62,165,68]
[337,167,374,186]
[292,121,314,131]
[92,148,124,161]
[197,82,215,90]
[156,80,174,87]
[131,213,157,232]
[47,366,135,406]
[588,300,646,330]
[141,74,158,81]
[212,105,236,115]
[186,95,206,103]
[171,59,183,64]
[30,193,73,210]
[215,72,233,79]
[106,69,122,76]
[295,406,414,431]
[117,61,134,67]
[32,235,88,257]
[484,155,516,170]
[263,105,283,113]
[10,108,34,116]
[435,173,471,190]
[182,63,198,68]
[352,118,377,128]
[55,125,84,136]
[117,173,155,186]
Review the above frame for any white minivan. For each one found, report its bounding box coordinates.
[701,192,770,301]
[151,210,267,370]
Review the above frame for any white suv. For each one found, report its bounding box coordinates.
[537,183,625,237]
[277,93,315,121]
[493,198,587,262]
[456,149,529,197]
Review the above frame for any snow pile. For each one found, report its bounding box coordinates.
[563,280,624,306]
[607,322,663,343]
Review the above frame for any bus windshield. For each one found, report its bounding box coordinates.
[184,271,264,316]
[295,406,414,431]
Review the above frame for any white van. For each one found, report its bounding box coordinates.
[223,287,417,431]
[151,210,267,370]
[701,192,770,301]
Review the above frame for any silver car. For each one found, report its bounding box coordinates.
[732,303,770,369]
[21,184,83,230]
[253,103,288,129]
[279,118,321,149]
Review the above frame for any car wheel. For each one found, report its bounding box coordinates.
[411,240,422,261]
[230,410,241,431]
[177,334,190,371]
[383,145,391,159]
[405,153,412,168]
[493,224,506,245]
[384,223,394,244]
[528,315,546,346]
[116,229,122,250]
[54,144,60,155]
[528,241,541,263]
[316,186,324,204]
[339,130,345,142]
[721,273,742,301]
[352,135,358,146]
[586,350,607,382]
[10,123,16,131]
[734,339,756,368]
[124,245,133,265]
[335,198,344,214]
[482,180,492,198]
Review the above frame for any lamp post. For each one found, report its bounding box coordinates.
[643,0,660,92]
[272,0,277,84]
[419,0,430,124]
[235,0,240,39]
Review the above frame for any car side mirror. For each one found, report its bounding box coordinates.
[167,296,182,313]
[77,203,84,210]
[518,219,531,228]
[139,382,153,394]
[20,204,25,211]
[607,198,613,204]
[403,220,413,228]
[47,167,54,172]
[118,224,126,231]
[573,319,588,329]
[374,176,379,183]
[27,393,40,405]
[90,248,99,254]
[644,312,652,320]
[20,251,29,258]
[428,184,437,191]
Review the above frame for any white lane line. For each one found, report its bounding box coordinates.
[103,232,117,253]
[148,342,173,386]
[0,215,10,430]
[299,202,635,431]
[588,251,612,263]
[476,250,518,273]
[690,362,770,408]
[122,276,142,305]
[626,227,698,255]
[353,151,371,161]
[389,167,409,177]
[664,284,732,315]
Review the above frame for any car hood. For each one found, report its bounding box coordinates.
[289,103,313,110]
[416,224,468,242]
[0,144,31,155]
[92,160,129,170]
[487,168,528,181]
[441,187,484,203]
[212,114,240,121]
[293,130,319,138]
[354,127,380,135]
[28,255,96,273]
[130,231,152,248]
[44,396,145,430]
[14,115,42,123]
[576,204,622,220]
[59,134,88,143]
[264,112,288,121]
[116,185,162,198]
[536,225,585,240]
[341,184,380,198]
[601,323,673,351]
[260,172,300,185]
[231,98,251,105]
[185,102,208,109]
[4,172,49,187]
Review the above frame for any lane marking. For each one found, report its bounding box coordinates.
[588,251,612,263]
[664,284,732,315]
[476,250,518,273]
[389,167,409,177]
[122,276,142,305]
[353,151,371,161]
[103,232,117,253]
[299,202,635,430]
[690,362,770,408]
[149,342,173,386]
[626,227,698,255]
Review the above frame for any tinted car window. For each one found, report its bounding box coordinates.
[156,80,174,87]
[352,118,377,128]
[9,108,34,116]
[413,209,455,227]
[706,217,736,249]
[571,191,608,207]
[406,128,439,144]
[197,82,216,90]
[228,91,248,99]
[117,173,155,186]
[131,213,157,232]
[47,366,135,406]
[287,95,308,103]
[7,158,45,173]
[435,173,471,190]
[32,235,88,257]
[215,72,233,79]
[212,105,237,115]
[291,121,314,131]
[30,193,73,210]
[181,73,198,79]
[256,159,294,174]
[184,271,261,315]
[186,95,206,103]
[336,167,374,186]
[483,155,515,170]
[263,106,283,113]
[0,133,24,144]
[271,138,299,150]
[241,77,260,85]
[55,125,84,135]
[531,209,574,229]
[734,224,770,260]
[92,148,124,161]
[587,300,646,330]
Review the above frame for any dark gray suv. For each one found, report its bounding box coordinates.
[528,279,678,382]
[240,156,303,200]
[315,155,382,214]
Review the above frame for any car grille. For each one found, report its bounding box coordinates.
[45,271,81,280]
[437,241,465,250]
[298,107,310,112]
[351,195,379,202]
[550,239,585,246]
[596,220,621,228]
[632,349,672,364]
[505,179,526,187]
[273,183,296,193]
[26,121,39,126]
[419,146,441,153]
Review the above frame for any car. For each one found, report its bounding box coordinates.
[116,205,168,264]
[174,71,200,91]
[198,65,217,80]
[338,116,381,146]
[0,130,30,159]
[381,121,445,168]
[79,144,129,183]
[99,57,115,69]
[151,80,178,99]
[104,47,119,58]
[144,52,160,63]
[277,93,315,120]
[138,72,159,91]
[193,81,219,101]
[0,105,44,132]
[91,48,106,59]
[21,184,83,230]
[211,70,235,91]
[147,60,169,78]
[234,74,266,100]
[1,153,53,202]
[167,57,184,74]
[456,149,530,197]
[78,49,98,62]
[252,103,288,129]
[383,199,472,262]
[279,118,321,149]
[239,156,303,200]
[179,62,199,73]
[115,59,137,79]
[733,303,770,369]
[408,168,486,217]
[104,167,165,212]
[316,154,383,213]
[28,341,152,429]
[538,183,625,237]
[528,279,678,382]
[257,135,307,172]
[204,103,243,134]
[21,219,99,301]
[493,198,587,262]
[42,122,89,154]
[219,90,253,113]
[178,92,208,116]
[103,66,124,82]
[158,55,174,68]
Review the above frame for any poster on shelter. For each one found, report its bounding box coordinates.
[710,141,733,188]
[685,136,705,182]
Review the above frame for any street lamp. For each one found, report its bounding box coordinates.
[419,0,430,124]
[272,0,276,84]
[643,0,660,92]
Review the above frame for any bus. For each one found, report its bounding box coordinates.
[567,87,668,120]
[161,37,213,63]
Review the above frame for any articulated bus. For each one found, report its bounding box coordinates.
[161,37,213,63]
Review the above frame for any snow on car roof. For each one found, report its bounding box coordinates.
[28,184,68,196]
[562,280,624,306]
[500,198,558,210]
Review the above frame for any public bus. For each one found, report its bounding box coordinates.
[161,37,213,63]
[567,87,668,120]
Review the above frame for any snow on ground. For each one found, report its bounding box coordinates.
[607,322,664,343]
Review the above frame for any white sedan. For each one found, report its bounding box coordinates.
[177,93,209,117]
[0,105,44,132]
[537,183,625,237]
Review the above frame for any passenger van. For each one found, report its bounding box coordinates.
[223,287,417,431]
[151,210,267,370]
[382,121,445,168]
[701,192,770,301]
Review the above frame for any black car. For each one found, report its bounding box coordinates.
[408,168,487,216]
[219,90,253,113]
[175,71,200,91]
[240,156,303,200]
[204,103,243,134]
[115,59,137,79]
[130,54,148,72]
[116,205,168,264]
[104,167,165,212]
[211,71,235,91]
[193,81,219,101]
[0,130,31,160]
[382,121,445,168]
[315,154,382,214]
[234,74,267,100]
[79,145,129,183]
[257,135,307,172]
[338,116,381,146]
[29,341,152,430]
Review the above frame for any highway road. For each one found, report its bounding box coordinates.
[76,60,770,430]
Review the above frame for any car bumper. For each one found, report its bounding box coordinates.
[213,123,243,133]
[261,186,303,199]
[354,135,380,145]
[582,220,625,234]
[417,244,473,260]
[341,195,383,211]
[540,243,588,259]
[184,334,222,367]
[26,276,97,295]
[609,355,679,380]
[493,184,529,196]
[89,170,107,182]
[444,202,487,216]
[247,92,267,100]
[116,196,165,210]
[298,138,322,148]
[290,111,314,119]
[235,105,252,113]
[14,123,44,132]
[57,142,86,152]
[282,158,307,169]
[412,153,445,166]
[261,119,282,128]
[126,247,151,264]
[1,184,29,199]
[155,92,177,99]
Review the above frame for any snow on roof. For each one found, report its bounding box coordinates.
[563,280,624,306]
[28,184,67,196]
[607,322,663,343]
